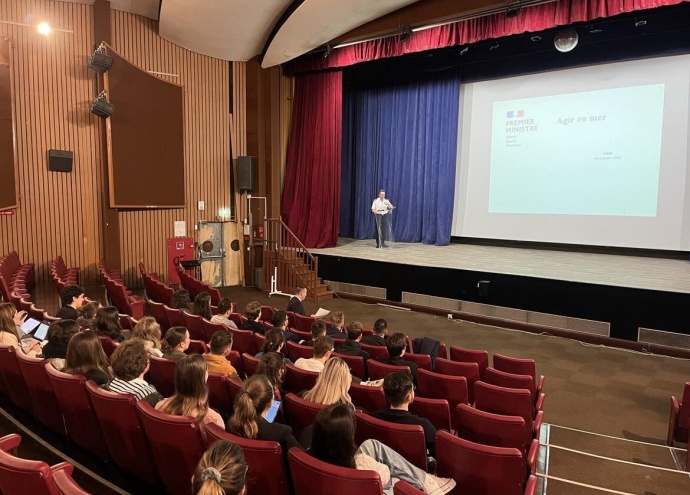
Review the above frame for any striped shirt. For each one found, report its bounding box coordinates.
[107,377,160,401]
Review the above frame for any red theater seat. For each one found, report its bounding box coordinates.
[409,397,452,433]
[417,369,468,430]
[98,336,118,360]
[147,356,176,397]
[202,319,227,342]
[449,346,489,380]
[361,343,389,359]
[241,353,260,378]
[367,360,410,381]
[15,353,65,436]
[485,367,545,410]
[147,300,169,331]
[474,381,543,443]
[355,411,427,471]
[493,353,544,394]
[284,393,327,438]
[286,341,315,362]
[163,305,185,328]
[52,468,90,495]
[668,382,690,445]
[0,345,33,413]
[435,358,480,403]
[229,327,258,355]
[332,352,366,380]
[349,382,386,412]
[402,353,432,371]
[182,312,206,341]
[394,481,425,495]
[207,373,234,416]
[186,339,209,355]
[284,363,319,394]
[294,313,315,333]
[260,306,277,323]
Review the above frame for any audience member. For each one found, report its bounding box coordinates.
[381,332,418,384]
[335,321,370,362]
[210,298,237,329]
[239,301,263,334]
[372,372,437,457]
[303,357,353,409]
[41,319,79,370]
[203,330,239,380]
[56,285,86,320]
[361,318,388,346]
[300,320,326,346]
[107,339,162,405]
[76,301,101,330]
[327,311,347,338]
[161,326,190,360]
[63,330,111,386]
[193,292,213,320]
[256,328,290,362]
[95,306,128,343]
[131,317,163,357]
[256,352,286,399]
[0,303,40,356]
[286,286,307,315]
[156,354,224,437]
[170,289,192,312]
[227,374,301,450]
[309,403,455,495]
[270,311,299,343]
[295,336,333,373]
[193,440,246,495]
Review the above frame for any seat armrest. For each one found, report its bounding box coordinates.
[668,396,680,446]
[533,410,544,440]
[51,462,74,475]
[129,299,146,320]
[524,475,537,495]
[527,439,539,475]
[536,375,545,395]
[0,433,21,452]
[536,393,546,411]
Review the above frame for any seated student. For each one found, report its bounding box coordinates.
[335,322,370,362]
[256,352,287,400]
[239,301,263,334]
[361,318,388,346]
[203,330,240,380]
[40,320,79,370]
[303,357,353,409]
[95,306,128,343]
[193,440,247,495]
[170,289,193,313]
[256,328,293,365]
[210,298,238,329]
[107,339,162,405]
[56,285,86,320]
[326,311,347,338]
[193,292,213,320]
[161,326,190,361]
[271,310,300,343]
[301,320,326,346]
[76,301,101,330]
[0,303,40,356]
[227,374,301,450]
[295,336,333,373]
[371,372,437,457]
[310,403,455,495]
[62,330,112,386]
[131,317,164,357]
[380,332,418,385]
[286,286,307,315]
[156,354,224,437]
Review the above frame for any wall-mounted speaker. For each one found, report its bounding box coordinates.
[236,156,256,192]
[48,150,73,172]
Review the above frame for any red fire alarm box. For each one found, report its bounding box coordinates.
[167,237,194,285]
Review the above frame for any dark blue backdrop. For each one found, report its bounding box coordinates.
[340,72,461,245]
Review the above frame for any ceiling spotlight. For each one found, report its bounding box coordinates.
[90,91,113,118]
[530,36,542,42]
[635,19,647,27]
[489,42,500,51]
[399,26,412,43]
[554,28,578,53]
[37,22,51,35]
[322,44,332,59]
[459,47,469,56]
[87,42,113,73]
[505,1,522,18]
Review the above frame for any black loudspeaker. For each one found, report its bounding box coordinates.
[237,156,256,192]
[478,280,491,297]
[48,150,73,172]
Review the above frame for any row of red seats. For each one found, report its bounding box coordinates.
[177,266,222,305]
[99,259,144,319]
[50,256,79,296]
[0,251,34,302]
[138,262,174,306]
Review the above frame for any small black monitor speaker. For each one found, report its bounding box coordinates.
[478,280,491,297]
[48,150,73,172]
[237,156,256,192]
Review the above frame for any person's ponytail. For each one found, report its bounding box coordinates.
[193,441,246,495]
[229,391,258,439]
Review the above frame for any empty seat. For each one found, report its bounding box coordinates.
[98,336,118,360]
[401,353,432,371]
[284,363,319,394]
[294,313,315,332]
[207,373,235,417]
[408,397,452,433]
[349,382,386,412]
[229,327,259,355]
[417,369,468,430]
[241,353,260,378]
[260,306,277,323]
[474,381,543,443]
[435,358,480,403]
[668,382,690,445]
[493,353,544,394]
[52,466,91,495]
[361,343,389,359]
[202,319,228,342]
[147,300,169,331]
[485,368,545,410]
[182,312,206,341]
[284,393,327,438]
[332,352,366,380]
[355,411,427,471]
[15,353,65,436]
[147,356,177,397]
[286,341,315,362]
[449,346,489,380]
[367,360,410,381]
[0,345,33,413]
[163,305,185,327]
[186,339,209,355]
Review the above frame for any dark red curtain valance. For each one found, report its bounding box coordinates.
[290,0,687,73]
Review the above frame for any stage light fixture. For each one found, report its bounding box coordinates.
[530,35,542,42]
[322,44,332,59]
[635,18,647,27]
[399,26,412,43]
[505,1,522,18]
[37,22,51,35]
[90,91,113,119]
[88,42,113,73]
[554,28,578,52]
[489,42,500,51]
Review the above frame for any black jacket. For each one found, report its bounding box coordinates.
[55,306,78,320]
[360,334,386,347]
[370,409,437,457]
[335,340,370,361]
[228,416,302,451]
[240,320,265,334]
[379,356,418,384]
[286,296,306,316]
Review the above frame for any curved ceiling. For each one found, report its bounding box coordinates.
[55,0,161,20]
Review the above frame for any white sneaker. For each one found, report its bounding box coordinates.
[423,474,456,495]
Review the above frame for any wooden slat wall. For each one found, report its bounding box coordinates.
[110,11,233,288]
[0,0,103,284]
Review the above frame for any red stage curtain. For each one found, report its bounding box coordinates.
[290,0,686,73]
[281,71,343,248]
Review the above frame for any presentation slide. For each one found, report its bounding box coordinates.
[452,55,690,250]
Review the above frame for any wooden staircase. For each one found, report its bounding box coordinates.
[263,219,333,302]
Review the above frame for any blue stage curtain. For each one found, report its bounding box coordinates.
[341,72,460,245]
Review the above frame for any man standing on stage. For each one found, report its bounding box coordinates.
[371,189,395,248]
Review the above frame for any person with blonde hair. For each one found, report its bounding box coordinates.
[156,354,224,436]
[193,440,246,495]
[0,303,40,356]
[302,357,353,409]
[227,374,300,450]
[327,311,346,338]
[131,317,163,357]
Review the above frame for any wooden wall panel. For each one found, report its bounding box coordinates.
[110,11,234,288]
[0,0,103,284]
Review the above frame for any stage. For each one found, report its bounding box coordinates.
[311,239,690,342]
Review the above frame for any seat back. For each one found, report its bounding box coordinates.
[679,383,690,431]
[186,339,209,355]
[474,381,535,444]
[417,369,467,430]
[207,373,234,416]
[493,353,537,384]
[456,403,528,456]
[332,353,366,380]
[0,345,33,413]
[393,481,425,495]
[288,447,383,495]
[44,364,107,459]
[0,434,64,495]
[435,358,480,403]
[163,306,185,327]
[136,401,207,495]
[85,382,158,485]
[361,344,389,359]
[355,412,427,470]
[449,346,489,380]
[229,313,247,327]
[408,397,452,432]
[367,360,410,381]
[436,432,528,495]
[147,301,169,331]
[284,393,327,438]
[230,327,259,355]
[15,353,65,436]
[29,304,47,322]
[241,353,260,378]
[98,336,118,360]
[206,424,290,495]
[260,306,276,323]
[286,341,315,362]
[147,356,177,397]
[255,332,267,349]
[52,469,90,495]
[485,368,536,401]
[284,363,319,394]
[402,353,432,371]
[294,314,315,332]
[182,312,206,341]
[203,320,227,342]
[349,382,386,412]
